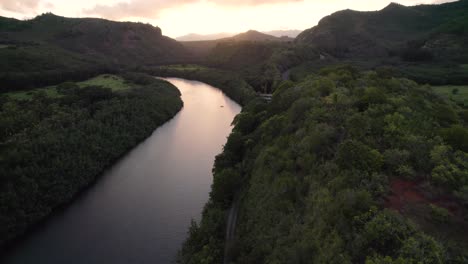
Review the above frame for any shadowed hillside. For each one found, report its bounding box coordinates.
[0,13,190,65]
[291,0,468,85]
[181,30,293,58]
[0,13,191,90]
[296,1,468,61]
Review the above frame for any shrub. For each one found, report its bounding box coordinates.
[363,210,415,255]
[337,140,383,173]
[429,204,451,223]
[440,125,468,152]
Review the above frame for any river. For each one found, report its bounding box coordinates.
[2,78,241,264]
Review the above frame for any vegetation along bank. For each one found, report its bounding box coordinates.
[0,73,183,249]
[178,66,468,264]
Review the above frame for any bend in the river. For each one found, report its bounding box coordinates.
[3,78,241,264]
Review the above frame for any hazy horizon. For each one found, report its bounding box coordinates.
[0,0,456,38]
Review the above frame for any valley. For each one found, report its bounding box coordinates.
[1,78,241,264]
[1,0,468,263]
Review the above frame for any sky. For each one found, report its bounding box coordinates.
[0,0,455,38]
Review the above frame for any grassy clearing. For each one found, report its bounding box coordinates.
[77,74,131,91]
[432,85,468,106]
[6,86,59,100]
[5,74,131,100]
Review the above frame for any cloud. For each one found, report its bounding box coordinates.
[212,0,302,4]
[84,0,302,19]
[430,0,457,3]
[0,0,40,13]
[84,0,186,20]
[44,1,54,9]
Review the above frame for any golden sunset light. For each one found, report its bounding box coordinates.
[1,0,467,263]
[0,0,455,37]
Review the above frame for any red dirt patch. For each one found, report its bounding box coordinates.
[385,179,463,216]
[386,179,468,248]
[385,179,427,212]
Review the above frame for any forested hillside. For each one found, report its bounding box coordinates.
[179,41,317,93]
[176,1,468,95]
[150,65,256,106]
[0,74,183,250]
[178,66,468,263]
[1,0,468,262]
[181,30,291,55]
[0,13,191,90]
[293,0,468,85]
[296,0,468,60]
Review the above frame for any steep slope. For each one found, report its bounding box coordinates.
[0,13,190,65]
[296,1,468,61]
[0,13,191,90]
[178,67,468,264]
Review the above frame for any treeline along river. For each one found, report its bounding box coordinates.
[2,78,241,264]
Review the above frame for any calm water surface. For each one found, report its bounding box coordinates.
[3,78,241,264]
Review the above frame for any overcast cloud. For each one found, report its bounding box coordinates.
[0,0,40,13]
[83,0,304,19]
[0,0,457,37]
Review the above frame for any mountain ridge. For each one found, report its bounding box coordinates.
[296,0,468,60]
[0,13,193,89]
[0,13,190,65]
[176,29,300,41]
[230,30,293,42]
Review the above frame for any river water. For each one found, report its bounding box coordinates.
[3,78,241,264]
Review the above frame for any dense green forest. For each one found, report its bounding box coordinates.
[180,0,468,92]
[0,73,182,249]
[0,13,192,91]
[180,30,293,58]
[149,65,256,106]
[174,1,468,93]
[178,66,468,263]
[1,0,468,262]
[294,0,468,85]
[296,0,468,61]
[0,43,113,91]
[162,42,318,93]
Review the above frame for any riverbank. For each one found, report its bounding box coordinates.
[146,65,256,106]
[0,73,183,253]
[177,67,468,263]
[2,78,242,264]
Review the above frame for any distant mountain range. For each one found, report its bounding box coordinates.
[1,0,467,89]
[179,30,294,58]
[264,30,302,38]
[230,30,294,42]
[176,32,235,41]
[176,29,301,41]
